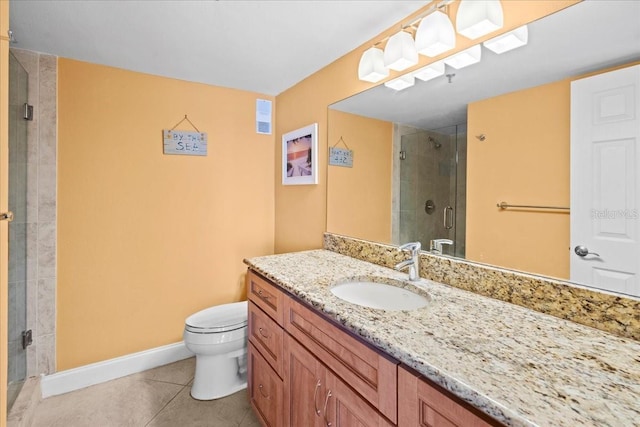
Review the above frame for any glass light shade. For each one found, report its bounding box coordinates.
[358,47,389,82]
[483,25,528,54]
[384,74,415,91]
[412,61,445,82]
[456,0,504,40]
[443,45,482,69]
[383,31,418,71]
[415,11,456,57]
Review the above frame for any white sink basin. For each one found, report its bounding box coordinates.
[330,281,429,311]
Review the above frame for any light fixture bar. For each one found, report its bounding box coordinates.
[373,0,455,48]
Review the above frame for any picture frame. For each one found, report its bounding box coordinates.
[282,123,318,185]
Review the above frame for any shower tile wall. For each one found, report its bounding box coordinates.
[11,48,58,376]
[396,127,467,257]
[399,130,455,248]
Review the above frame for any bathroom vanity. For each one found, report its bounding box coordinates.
[244,250,640,427]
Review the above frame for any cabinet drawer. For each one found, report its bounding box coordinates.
[247,270,284,326]
[249,301,284,378]
[398,366,501,427]
[248,342,283,427]
[284,297,399,424]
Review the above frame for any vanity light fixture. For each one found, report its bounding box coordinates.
[414,10,456,57]
[384,74,415,91]
[412,61,445,82]
[358,47,389,83]
[443,45,482,69]
[384,30,419,71]
[483,25,528,54]
[456,0,504,40]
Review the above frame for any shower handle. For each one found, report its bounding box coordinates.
[443,206,454,230]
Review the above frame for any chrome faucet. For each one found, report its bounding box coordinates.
[395,242,421,281]
[430,239,453,255]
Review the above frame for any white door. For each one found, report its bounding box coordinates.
[570,64,640,297]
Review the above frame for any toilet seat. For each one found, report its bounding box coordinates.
[185,301,248,334]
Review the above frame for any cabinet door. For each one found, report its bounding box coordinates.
[398,366,499,427]
[283,334,326,427]
[324,369,394,427]
[284,296,398,423]
[248,342,283,427]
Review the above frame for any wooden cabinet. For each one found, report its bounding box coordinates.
[248,342,283,427]
[284,334,392,427]
[247,269,502,427]
[325,367,394,427]
[398,366,500,427]
[284,295,398,423]
[283,334,325,427]
[249,301,284,377]
[247,270,284,326]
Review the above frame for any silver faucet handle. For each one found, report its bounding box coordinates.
[430,239,453,254]
[399,242,421,253]
[432,239,453,246]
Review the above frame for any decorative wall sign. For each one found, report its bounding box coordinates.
[329,136,354,167]
[163,115,207,156]
[163,130,207,156]
[282,123,318,185]
[329,147,353,167]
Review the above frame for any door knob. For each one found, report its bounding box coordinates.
[574,245,600,257]
[0,211,13,222]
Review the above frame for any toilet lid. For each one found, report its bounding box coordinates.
[185,301,248,333]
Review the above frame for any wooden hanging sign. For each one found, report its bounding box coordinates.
[163,115,207,156]
[163,130,207,156]
[329,136,353,167]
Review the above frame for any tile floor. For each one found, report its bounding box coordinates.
[29,357,260,427]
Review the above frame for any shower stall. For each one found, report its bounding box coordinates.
[7,51,29,412]
[397,124,467,258]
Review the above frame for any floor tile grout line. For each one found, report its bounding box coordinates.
[143,383,189,427]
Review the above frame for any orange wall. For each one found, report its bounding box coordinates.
[466,81,570,279]
[274,0,580,253]
[0,0,9,423]
[57,59,275,370]
[326,110,392,242]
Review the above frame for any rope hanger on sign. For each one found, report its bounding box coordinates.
[169,115,201,133]
[332,136,351,150]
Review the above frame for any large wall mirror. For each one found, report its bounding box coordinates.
[327,1,640,297]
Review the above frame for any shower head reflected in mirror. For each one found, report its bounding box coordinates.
[428,136,442,149]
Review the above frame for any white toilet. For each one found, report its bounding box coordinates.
[183,300,248,400]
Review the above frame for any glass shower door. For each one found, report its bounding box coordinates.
[7,51,29,412]
[398,124,466,257]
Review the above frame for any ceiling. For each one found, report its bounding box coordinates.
[331,0,640,131]
[8,0,428,95]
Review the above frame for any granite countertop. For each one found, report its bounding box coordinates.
[244,250,640,427]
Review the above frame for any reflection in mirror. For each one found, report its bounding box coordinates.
[327,1,640,296]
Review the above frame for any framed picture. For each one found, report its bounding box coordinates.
[282,123,318,185]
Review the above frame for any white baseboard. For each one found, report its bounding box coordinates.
[41,342,193,398]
